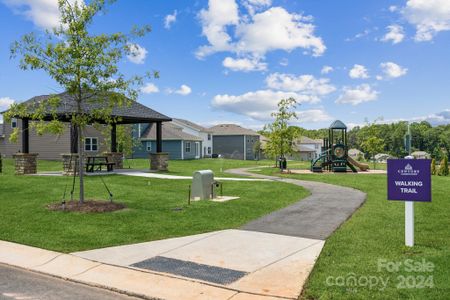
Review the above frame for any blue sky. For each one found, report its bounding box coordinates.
[1,0,450,129]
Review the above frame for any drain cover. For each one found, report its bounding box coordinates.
[131,256,248,285]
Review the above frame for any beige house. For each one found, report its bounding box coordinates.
[292,136,323,160]
[348,148,364,159]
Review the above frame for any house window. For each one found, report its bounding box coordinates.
[11,118,17,128]
[146,141,152,152]
[207,134,211,141]
[185,142,191,153]
[208,147,211,154]
[85,137,98,152]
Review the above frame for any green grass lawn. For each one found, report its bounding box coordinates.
[122,157,273,177]
[255,167,450,299]
[0,158,307,253]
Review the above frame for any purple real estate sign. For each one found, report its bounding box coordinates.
[387,159,432,202]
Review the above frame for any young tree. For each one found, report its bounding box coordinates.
[5,0,155,203]
[252,140,261,161]
[360,120,385,170]
[264,98,298,164]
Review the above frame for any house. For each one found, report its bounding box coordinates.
[348,148,364,160]
[210,124,260,160]
[133,122,203,160]
[374,153,394,162]
[171,118,213,158]
[411,151,431,159]
[0,118,109,160]
[292,136,323,160]
[0,92,171,160]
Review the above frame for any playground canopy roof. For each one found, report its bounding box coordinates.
[329,120,347,130]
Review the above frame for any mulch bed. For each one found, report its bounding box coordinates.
[47,200,126,213]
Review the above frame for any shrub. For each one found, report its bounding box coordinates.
[441,156,449,176]
[431,158,436,175]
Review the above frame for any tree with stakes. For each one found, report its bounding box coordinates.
[4,0,157,203]
[264,98,298,166]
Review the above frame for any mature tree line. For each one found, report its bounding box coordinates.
[274,121,450,161]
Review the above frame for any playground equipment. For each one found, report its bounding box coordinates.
[311,120,369,173]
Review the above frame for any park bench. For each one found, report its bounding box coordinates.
[85,156,115,173]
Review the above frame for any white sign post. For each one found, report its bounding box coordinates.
[405,155,414,247]
[405,201,414,247]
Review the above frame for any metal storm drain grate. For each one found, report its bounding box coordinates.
[131,256,248,285]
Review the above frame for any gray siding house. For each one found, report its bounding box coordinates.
[0,119,107,160]
[210,124,260,160]
[133,122,202,160]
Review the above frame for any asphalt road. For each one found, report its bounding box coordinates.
[0,264,141,300]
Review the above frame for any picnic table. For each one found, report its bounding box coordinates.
[85,156,115,173]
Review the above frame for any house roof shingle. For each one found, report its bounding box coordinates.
[172,118,212,133]
[141,122,202,141]
[5,92,171,124]
[209,124,259,136]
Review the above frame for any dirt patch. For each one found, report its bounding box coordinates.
[47,200,126,213]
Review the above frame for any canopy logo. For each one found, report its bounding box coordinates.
[398,163,419,176]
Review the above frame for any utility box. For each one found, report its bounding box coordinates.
[191,170,214,200]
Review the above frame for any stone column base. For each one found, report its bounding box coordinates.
[150,152,169,171]
[62,154,80,176]
[104,152,123,169]
[13,153,38,175]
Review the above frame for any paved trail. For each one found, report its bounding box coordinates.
[227,168,367,240]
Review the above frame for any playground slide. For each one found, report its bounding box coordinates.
[347,156,370,171]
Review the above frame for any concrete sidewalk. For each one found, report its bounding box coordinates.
[115,170,270,182]
[0,230,324,300]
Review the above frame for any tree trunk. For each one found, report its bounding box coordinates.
[78,124,85,204]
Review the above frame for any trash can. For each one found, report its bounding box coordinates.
[282,158,287,170]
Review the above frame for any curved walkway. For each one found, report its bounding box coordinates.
[227,168,367,240]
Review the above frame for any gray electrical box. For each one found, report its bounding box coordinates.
[191,170,214,200]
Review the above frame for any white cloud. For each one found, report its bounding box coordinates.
[379,62,408,79]
[173,84,192,96]
[279,58,289,66]
[127,43,148,64]
[381,25,405,44]
[345,29,371,42]
[265,73,336,97]
[212,90,320,121]
[403,0,450,41]
[196,0,239,58]
[164,10,177,29]
[196,1,325,66]
[222,56,267,72]
[2,0,83,30]
[321,65,334,74]
[389,5,398,12]
[141,83,159,94]
[235,7,325,57]
[349,64,369,79]
[0,97,16,122]
[242,0,272,15]
[336,84,379,105]
[296,109,333,123]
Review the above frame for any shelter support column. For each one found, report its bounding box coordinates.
[150,122,168,171]
[14,118,38,175]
